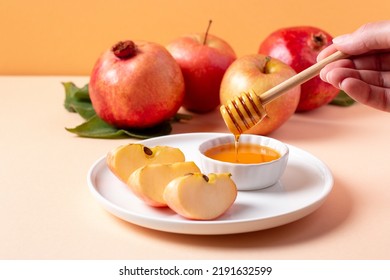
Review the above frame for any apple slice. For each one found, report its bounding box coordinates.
[163,173,237,220]
[127,161,201,207]
[107,143,185,183]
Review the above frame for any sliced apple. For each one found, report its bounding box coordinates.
[163,173,237,220]
[127,161,201,207]
[106,143,185,183]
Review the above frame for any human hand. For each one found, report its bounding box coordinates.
[317,21,390,112]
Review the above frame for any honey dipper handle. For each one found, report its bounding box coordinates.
[260,50,349,105]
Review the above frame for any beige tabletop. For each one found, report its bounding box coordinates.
[1,76,390,260]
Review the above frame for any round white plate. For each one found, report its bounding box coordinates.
[87,133,333,235]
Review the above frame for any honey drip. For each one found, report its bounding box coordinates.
[234,134,240,162]
[218,92,277,163]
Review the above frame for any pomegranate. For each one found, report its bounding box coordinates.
[258,26,339,112]
[89,40,185,128]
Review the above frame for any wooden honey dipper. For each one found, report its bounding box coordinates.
[220,50,349,135]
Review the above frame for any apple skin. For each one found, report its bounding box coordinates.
[89,40,185,128]
[166,33,236,113]
[258,26,339,112]
[163,173,237,220]
[220,54,300,135]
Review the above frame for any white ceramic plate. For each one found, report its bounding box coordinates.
[87,133,333,235]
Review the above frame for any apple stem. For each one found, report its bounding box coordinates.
[112,40,137,59]
[203,20,213,45]
[263,56,271,73]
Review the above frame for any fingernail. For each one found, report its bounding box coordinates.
[319,69,326,81]
[338,80,345,91]
[332,35,348,45]
[325,71,331,83]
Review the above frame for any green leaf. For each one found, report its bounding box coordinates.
[330,90,356,107]
[62,82,96,119]
[65,115,172,139]
[62,81,189,139]
[171,112,193,122]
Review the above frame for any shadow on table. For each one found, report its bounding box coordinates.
[116,174,352,250]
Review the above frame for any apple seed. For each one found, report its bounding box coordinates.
[143,146,153,156]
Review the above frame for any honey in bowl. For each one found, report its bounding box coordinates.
[204,142,281,164]
[198,134,289,190]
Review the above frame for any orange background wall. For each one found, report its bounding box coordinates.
[1,0,389,75]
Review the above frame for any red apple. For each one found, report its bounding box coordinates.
[89,40,185,128]
[166,21,237,113]
[220,54,300,135]
[258,26,339,112]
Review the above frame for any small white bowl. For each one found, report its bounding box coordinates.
[198,134,289,191]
